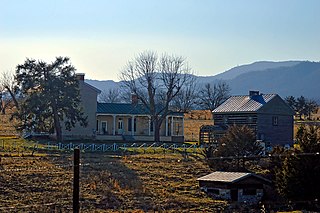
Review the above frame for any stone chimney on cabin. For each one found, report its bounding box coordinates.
[76,73,85,81]
[249,90,259,97]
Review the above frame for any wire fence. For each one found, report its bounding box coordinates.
[1,143,319,212]
[0,139,204,154]
[0,153,79,212]
[0,147,222,212]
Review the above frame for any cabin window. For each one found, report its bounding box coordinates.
[243,188,257,195]
[207,188,220,195]
[223,116,228,124]
[258,133,265,141]
[272,116,278,126]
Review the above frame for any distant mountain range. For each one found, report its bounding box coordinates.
[85,60,320,101]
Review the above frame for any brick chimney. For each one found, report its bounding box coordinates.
[131,94,138,105]
[249,90,259,97]
[76,73,85,81]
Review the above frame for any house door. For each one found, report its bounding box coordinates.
[118,118,123,134]
[101,121,107,134]
[231,189,238,201]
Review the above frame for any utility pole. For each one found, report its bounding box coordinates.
[73,148,80,213]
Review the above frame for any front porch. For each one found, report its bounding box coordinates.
[96,114,184,142]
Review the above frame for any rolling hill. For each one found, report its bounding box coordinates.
[86,60,320,101]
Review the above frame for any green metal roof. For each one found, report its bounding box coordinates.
[97,103,183,116]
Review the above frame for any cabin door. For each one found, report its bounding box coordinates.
[231,189,238,201]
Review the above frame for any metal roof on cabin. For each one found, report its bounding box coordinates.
[197,171,251,183]
[197,172,251,183]
[97,103,184,116]
[197,171,272,184]
[212,94,276,113]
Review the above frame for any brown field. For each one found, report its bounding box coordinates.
[0,148,227,212]
[0,108,19,136]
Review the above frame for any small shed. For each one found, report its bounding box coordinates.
[197,171,271,203]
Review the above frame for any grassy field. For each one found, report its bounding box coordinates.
[0,147,228,212]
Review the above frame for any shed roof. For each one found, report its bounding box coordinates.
[197,171,271,184]
[212,94,276,113]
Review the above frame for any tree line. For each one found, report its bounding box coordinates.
[2,51,318,143]
[0,51,230,142]
[285,95,319,120]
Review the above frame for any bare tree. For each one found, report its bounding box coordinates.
[198,81,231,113]
[0,83,4,114]
[171,74,198,112]
[99,88,123,103]
[305,99,318,120]
[0,71,19,114]
[120,51,192,142]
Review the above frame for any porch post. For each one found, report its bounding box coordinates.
[148,116,151,136]
[97,119,99,134]
[165,116,168,136]
[112,115,116,135]
[181,117,184,136]
[171,116,174,136]
[131,115,135,136]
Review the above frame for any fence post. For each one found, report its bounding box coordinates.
[73,148,80,213]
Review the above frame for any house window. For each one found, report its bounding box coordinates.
[174,122,181,136]
[243,188,257,196]
[118,118,123,130]
[128,118,137,132]
[150,120,154,132]
[101,121,107,134]
[272,116,278,126]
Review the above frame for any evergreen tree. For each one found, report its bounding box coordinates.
[216,125,262,157]
[284,96,296,112]
[296,96,307,120]
[275,125,320,201]
[14,57,87,141]
[210,125,263,171]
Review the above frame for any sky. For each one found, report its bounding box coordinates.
[1,0,320,81]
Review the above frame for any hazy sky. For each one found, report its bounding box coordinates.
[1,0,320,81]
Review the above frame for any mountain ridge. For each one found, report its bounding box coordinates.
[85,60,320,101]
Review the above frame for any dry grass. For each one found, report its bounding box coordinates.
[0,151,226,212]
[0,107,19,136]
[184,110,213,142]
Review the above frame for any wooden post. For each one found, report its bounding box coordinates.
[73,148,80,213]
